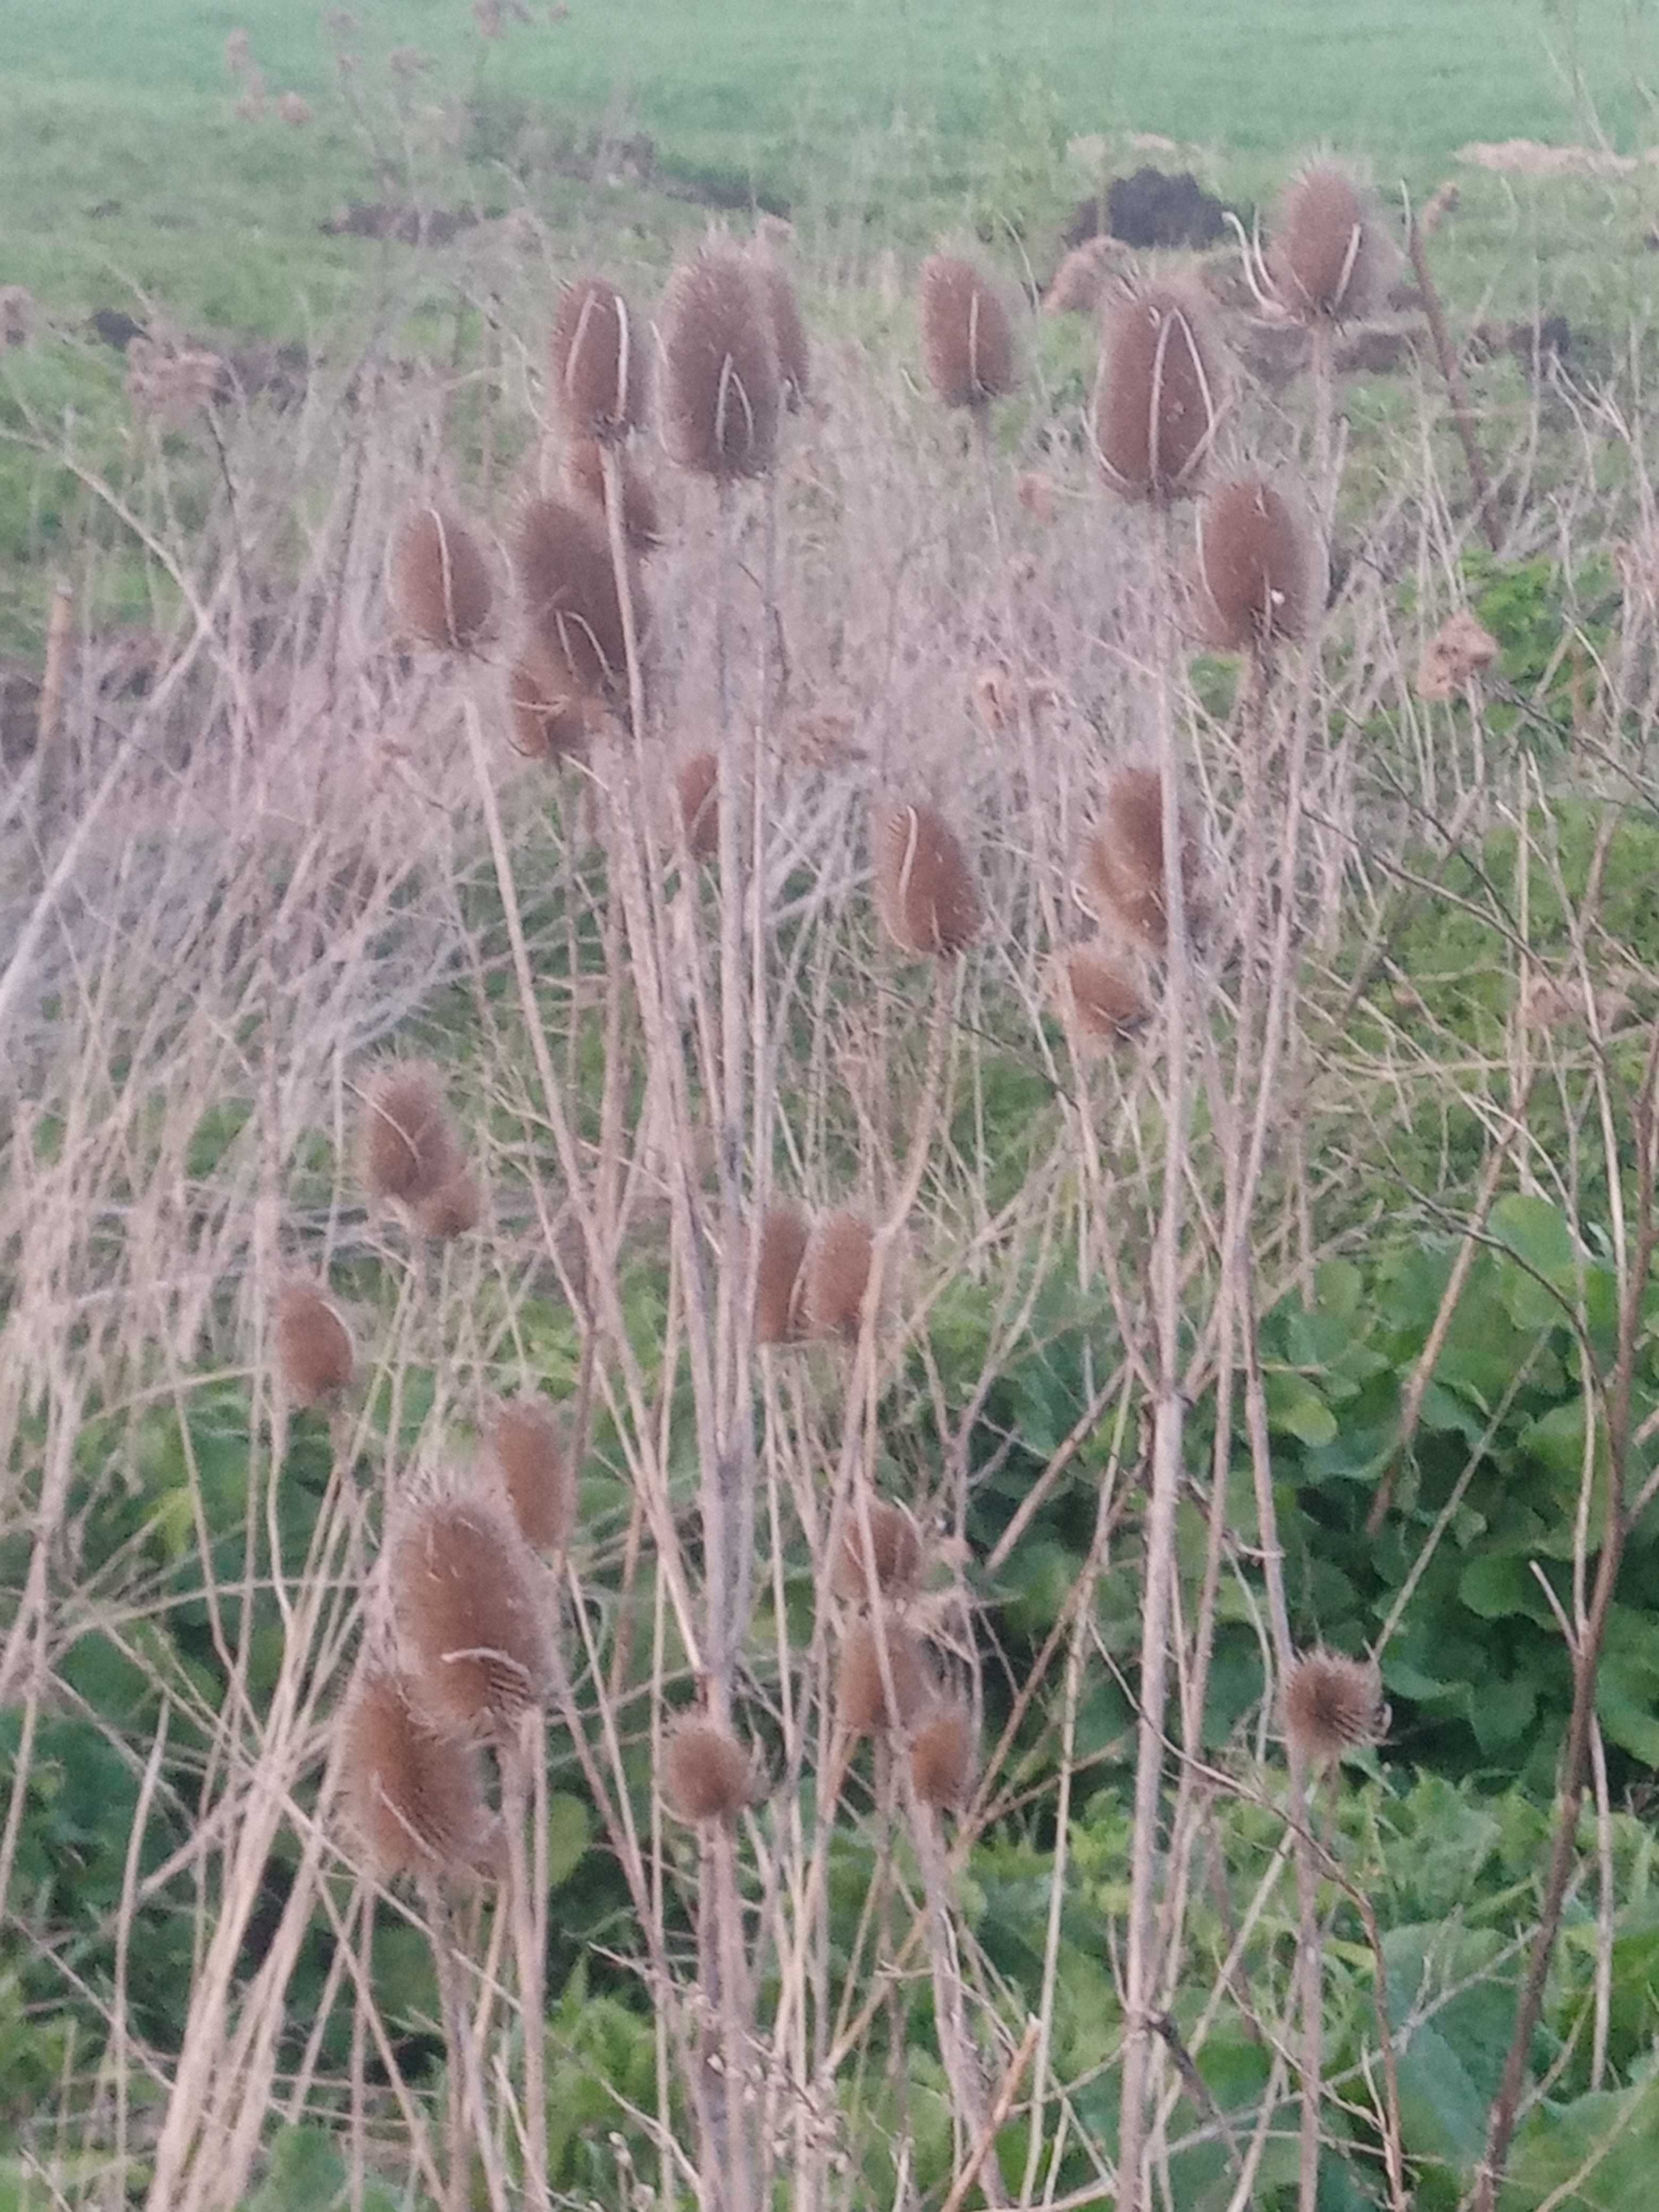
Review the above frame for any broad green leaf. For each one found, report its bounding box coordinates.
[245,2125,345,2212]
[1490,1194,1577,1283]
[545,1791,591,1889]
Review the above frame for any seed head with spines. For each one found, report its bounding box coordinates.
[273,1281,354,1406]
[548,274,646,442]
[753,1204,810,1345]
[1093,283,1226,503]
[361,1062,463,1209]
[872,800,981,960]
[919,253,1018,411]
[392,507,493,652]
[661,1718,752,1822]
[1197,474,1325,652]
[1283,1648,1388,1767]
[388,1480,555,1738]
[341,1662,495,1882]
[658,248,781,480]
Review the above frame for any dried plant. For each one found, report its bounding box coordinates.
[562,435,665,554]
[392,507,493,652]
[909,1700,976,1809]
[658,248,781,479]
[1196,473,1325,650]
[872,798,982,958]
[661,1717,752,1822]
[1044,236,1131,316]
[361,1062,463,1209]
[1266,163,1397,323]
[918,252,1018,409]
[1051,943,1151,1044]
[1092,283,1225,502]
[837,1617,931,1736]
[1283,1649,1388,1767]
[341,1663,493,1882]
[388,1485,555,1736]
[548,274,646,442]
[1415,607,1499,698]
[674,749,720,860]
[832,1496,924,1603]
[413,1168,481,1239]
[489,1396,576,1556]
[752,252,810,408]
[513,494,634,695]
[272,1281,354,1406]
[505,649,597,760]
[752,1203,809,1344]
[801,1208,875,1339]
[1078,766,1204,954]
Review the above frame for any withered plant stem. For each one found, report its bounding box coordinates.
[499,1721,549,2211]
[1406,205,1502,554]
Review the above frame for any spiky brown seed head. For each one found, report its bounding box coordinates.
[833,1497,924,1604]
[919,253,1018,410]
[658,249,781,480]
[839,1618,931,1736]
[1078,767,1203,955]
[1197,475,1324,651]
[753,1204,810,1345]
[1283,1649,1387,1766]
[872,800,982,959]
[562,437,665,554]
[513,495,634,697]
[273,1281,354,1406]
[389,1489,555,1736]
[1052,944,1152,1044]
[802,1210,875,1340]
[910,1700,976,1809]
[753,255,810,408]
[506,651,596,763]
[661,1718,752,1822]
[414,1169,481,1241]
[548,274,646,442]
[391,507,493,652]
[361,1063,463,1208]
[341,1663,493,1881]
[1415,608,1499,701]
[1093,284,1225,503]
[1268,165,1397,324]
[1044,235,1131,316]
[490,1396,577,1556]
[675,750,720,861]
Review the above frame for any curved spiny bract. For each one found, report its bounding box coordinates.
[872,800,982,959]
[919,253,1018,410]
[549,274,647,441]
[658,249,781,480]
[1267,164,1397,324]
[1092,284,1225,503]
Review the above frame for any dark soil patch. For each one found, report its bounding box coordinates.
[1067,167,1234,253]
[320,202,480,245]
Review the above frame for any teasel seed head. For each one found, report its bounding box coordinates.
[661,1717,753,1822]
[1196,474,1326,652]
[675,750,720,861]
[389,1482,555,1737]
[1283,1648,1388,1767]
[562,436,666,555]
[392,507,493,652]
[802,1209,875,1341]
[832,1496,924,1604]
[1415,608,1499,700]
[1078,766,1204,956]
[658,248,781,480]
[489,1396,577,1556]
[548,273,646,442]
[415,1168,481,1241]
[837,1616,931,1736]
[341,1662,494,1882]
[273,1281,354,1406]
[752,251,810,409]
[1051,943,1152,1045]
[919,253,1019,410]
[1268,164,1397,325]
[753,1203,810,1345]
[506,650,597,763]
[513,495,635,699]
[909,1699,976,1810]
[1093,283,1225,503]
[872,799,982,959]
[361,1062,463,1209]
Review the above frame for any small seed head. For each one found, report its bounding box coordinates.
[549,274,646,441]
[753,1204,810,1345]
[1052,944,1151,1044]
[919,254,1018,409]
[513,495,634,697]
[910,1700,976,1809]
[562,436,665,554]
[361,1063,462,1208]
[273,1281,354,1406]
[837,1617,931,1736]
[1268,165,1397,324]
[873,800,981,959]
[415,1169,481,1241]
[490,1397,577,1556]
[341,1663,493,1881]
[802,1210,875,1340]
[658,249,781,480]
[1283,1649,1388,1767]
[389,1486,555,1736]
[392,507,493,652]
[1093,283,1225,502]
[833,1497,924,1604]
[1197,474,1325,651]
[661,1718,752,1822]
[1078,767,1203,955]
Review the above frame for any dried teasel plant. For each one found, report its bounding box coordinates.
[832,1496,924,1604]
[513,495,634,697]
[1196,474,1326,652]
[753,1203,810,1345]
[361,1062,463,1209]
[489,1396,577,1556]
[909,1699,976,1810]
[919,253,1018,412]
[657,247,781,480]
[802,1208,875,1340]
[1051,943,1152,1045]
[506,650,598,761]
[751,249,810,408]
[388,1481,555,1737]
[837,1616,931,1737]
[1415,607,1499,700]
[1077,766,1205,956]
[660,1717,753,1822]
[1262,163,1398,324]
[414,1169,481,1241]
[391,507,493,653]
[562,437,665,554]
[1282,1649,1388,1767]
[272,1281,354,1406]
[872,799,982,959]
[340,1662,496,1883]
[548,273,646,442]
[1092,283,1225,504]
[674,750,720,861]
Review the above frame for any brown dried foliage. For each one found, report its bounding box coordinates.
[837,1618,931,1736]
[361,1063,462,1208]
[392,508,493,652]
[753,1204,809,1345]
[548,274,646,441]
[919,254,1018,409]
[1053,945,1151,1044]
[1268,165,1396,323]
[1079,767,1203,954]
[802,1210,874,1340]
[414,1169,481,1241]
[658,250,781,479]
[755,256,811,407]
[342,1664,492,1881]
[506,651,596,762]
[1283,1649,1387,1765]
[1197,475,1322,651]
[661,1719,751,1822]
[490,1397,576,1556]
[390,1491,554,1735]
[562,437,665,554]
[1415,608,1499,700]
[675,750,720,861]
[910,1701,976,1809]
[873,801,981,959]
[1093,284,1224,502]
[273,1282,354,1406]
[513,496,632,693]
[832,1497,924,1604]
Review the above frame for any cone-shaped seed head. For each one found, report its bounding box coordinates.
[1283,1649,1387,1766]
[362,1063,462,1208]
[837,1616,931,1736]
[1268,165,1396,324]
[658,249,781,480]
[415,1169,481,1241]
[920,254,1018,409]
[1197,475,1325,651]
[803,1209,875,1340]
[490,1397,576,1555]
[507,651,595,762]
[393,507,493,652]
[342,1663,493,1881]
[563,436,665,555]
[755,256,810,408]
[833,1496,924,1604]
[1093,284,1224,503]
[549,274,646,441]
[514,495,633,695]
[910,1700,976,1809]
[390,1489,554,1735]
[1053,945,1151,1044]
[661,1717,751,1822]
[873,800,982,959]
[675,750,720,861]
[753,1203,809,1345]
[274,1282,354,1406]
[1079,767,1202,955]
